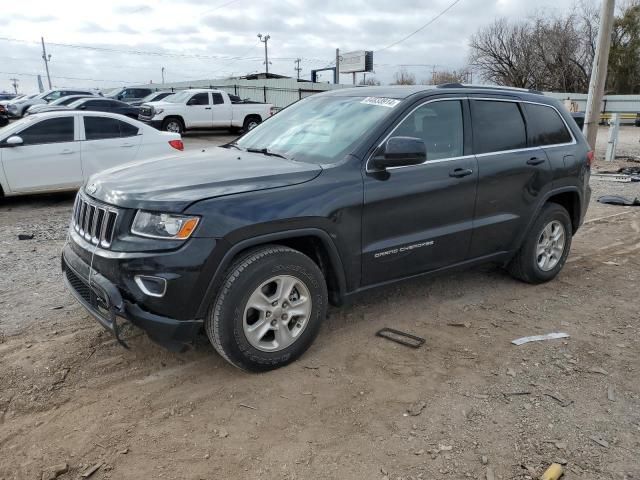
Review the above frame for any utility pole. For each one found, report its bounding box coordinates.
[257,33,271,75]
[161,67,165,84]
[335,48,340,84]
[41,37,52,89]
[584,0,615,151]
[10,77,19,94]
[294,58,302,79]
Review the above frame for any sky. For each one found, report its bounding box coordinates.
[0,0,589,93]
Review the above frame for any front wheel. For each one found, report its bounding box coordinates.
[508,203,573,284]
[162,117,183,134]
[206,245,328,372]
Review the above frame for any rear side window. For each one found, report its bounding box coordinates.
[84,116,139,140]
[525,103,573,146]
[472,100,526,154]
[212,93,224,105]
[18,117,74,145]
[391,100,464,161]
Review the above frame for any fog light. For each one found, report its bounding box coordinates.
[134,275,167,297]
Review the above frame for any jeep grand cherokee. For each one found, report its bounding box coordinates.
[62,84,592,371]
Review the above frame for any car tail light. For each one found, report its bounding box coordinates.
[270,106,276,116]
[586,150,594,167]
[169,139,184,151]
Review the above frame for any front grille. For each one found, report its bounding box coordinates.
[72,194,118,248]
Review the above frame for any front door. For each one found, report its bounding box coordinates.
[186,92,213,127]
[361,98,478,286]
[0,116,82,193]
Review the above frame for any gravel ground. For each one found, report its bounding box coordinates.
[0,127,639,480]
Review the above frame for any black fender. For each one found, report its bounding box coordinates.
[195,228,347,318]
[510,186,582,258]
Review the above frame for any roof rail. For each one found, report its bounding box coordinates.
[436,83,543,95]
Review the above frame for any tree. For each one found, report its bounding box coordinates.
[359,76,381,86]
[424,69,472,85]
[608,2,640,93]
[468,2,640,93]
[391,68,416,85]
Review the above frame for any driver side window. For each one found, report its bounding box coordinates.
[392,100,464,161]
[188,93,210,106]
[17,117,75,146]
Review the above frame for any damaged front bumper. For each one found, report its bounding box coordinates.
[61,243,203,351]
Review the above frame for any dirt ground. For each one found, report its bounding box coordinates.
[1,128,639,480]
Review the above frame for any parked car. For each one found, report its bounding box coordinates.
[130,91,175,107]
[0,111,183,197]
[0,93,17,101]
[26,95,95,115]
[62,85,592,372]
[106,87,155,104]
[6,89,98,117]
[137,89,273,134]
[67,97,140,119]
[1,93,35,108]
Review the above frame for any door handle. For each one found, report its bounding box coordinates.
[449,168,473,178]
[120,143,134,148]
[527,157,546,165]
[59,149,74,155]
[205,107,212,110]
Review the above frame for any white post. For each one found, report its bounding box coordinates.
[605,113,620,162]
[583,0,615,151]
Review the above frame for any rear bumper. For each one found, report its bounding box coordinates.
[62,243,203,350]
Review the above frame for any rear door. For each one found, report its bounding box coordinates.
[468,98,553,258]
[211,92,232,127]
[0,116,82,192]
[80,115,142,179]
[186,92,213,127]
[361,97,478,286]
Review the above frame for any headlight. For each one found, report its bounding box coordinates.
[153,108,164,116]
[131,211,199,240]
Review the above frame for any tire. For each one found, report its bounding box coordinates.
[206,245,328,372]
[508,203,573,284]
[242,116,261,132]
[162,117,184,134]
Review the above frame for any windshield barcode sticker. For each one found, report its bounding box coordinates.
[361,97,400,108]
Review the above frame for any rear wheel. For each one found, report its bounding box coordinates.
[162,117,183,134]
[243,116,261,132]
[206,245,328,372]
[508,203,572,284]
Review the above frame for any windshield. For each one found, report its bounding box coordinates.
[164,91,194,103]
[68,99,94,108]
[236,95,399,163]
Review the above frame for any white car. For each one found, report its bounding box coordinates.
[6,89,97,117]
[0,111,183,197]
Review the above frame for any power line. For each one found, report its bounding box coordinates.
[0,36,328,63]
[0,71,143,84]
[375,0,463,52]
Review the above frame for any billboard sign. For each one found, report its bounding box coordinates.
[339,50,374,73]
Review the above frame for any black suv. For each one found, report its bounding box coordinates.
[62,85,592,371]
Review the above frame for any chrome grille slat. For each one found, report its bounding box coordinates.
[71,194,119,249]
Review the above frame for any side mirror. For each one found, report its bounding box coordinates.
[372,136,426,170]
[78,105,87,110]
[5,136,23,147]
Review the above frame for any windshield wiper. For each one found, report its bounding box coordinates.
[246,147,289,160]
[224,142,243,151]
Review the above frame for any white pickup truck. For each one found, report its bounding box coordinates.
[138,89,274,134]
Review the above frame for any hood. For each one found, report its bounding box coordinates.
[86,147,322,212]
